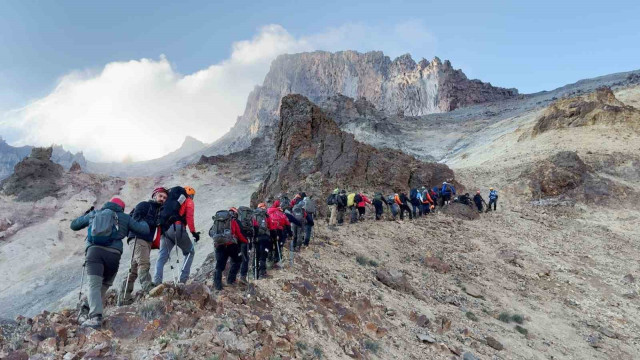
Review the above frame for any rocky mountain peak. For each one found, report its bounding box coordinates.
[251,94,460,211]
[210,50,518,155]
[2,147,64,202]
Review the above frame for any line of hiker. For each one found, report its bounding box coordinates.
[69,187,318,330]
[70,186,201,329]
[326,182,499,225]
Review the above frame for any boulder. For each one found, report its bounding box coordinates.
[440,203,479,220]
[2,147,63,201]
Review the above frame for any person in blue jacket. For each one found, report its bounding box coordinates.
[440,182,456,205]
[70,197,149,329]
[488,187,499,211]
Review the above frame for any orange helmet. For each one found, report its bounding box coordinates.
[184,186,195,196]
[257,203,266,209]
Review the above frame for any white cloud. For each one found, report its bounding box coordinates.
[0,21,436,162]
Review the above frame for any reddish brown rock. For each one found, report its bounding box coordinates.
[423,256,451,273]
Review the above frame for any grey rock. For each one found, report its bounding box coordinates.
[416,333,436,343]
[463,352,478,360]
[485,336,504,350]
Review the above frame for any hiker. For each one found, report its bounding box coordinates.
[347,192,358,223]
[430,187,440,208]
[279,194,292,212]
[372,192,385,220]
[473,191,485,212]
[356,192,371,221]
[70,197,149,329]
[409,188,422,217]
[459,193,472,206]
[337,190,348,225]
[267,200,286,263]
[302,196,316,246]
[212,207,248,291]
[488,187,499,211]
[253,203,271,279]
[236,206,255,284]
[285,206,303,252]
[387,194,399,220]
[327,188,339,226]
[441,182,455,205]
[421,187,434,214]
[395,192,413,220]
[154,186,199,285]
[291,192,306,208]
[120,187,167,304]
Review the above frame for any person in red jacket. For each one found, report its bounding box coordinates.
[356,193,372,221]
[267,200,284,263]
[213,207,248,291]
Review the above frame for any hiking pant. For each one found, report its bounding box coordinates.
[86,246,121,318]
[154,224,195,284]
[442,194,451,205]
[329,205,338,226]
[350,207,358,223]
[122,239,153,299]
[489,198,497,211]
[399,204,413,220]
[256,234,270,277]
[373,202,383,220]
[337,207,345,224]
[475,201,483,212]
[291,223,303,249]
[270,230,283,262]
[214,244,242,290]
[421,203,431,214]
[239,243,249,279]
[304,224,313,246]
[357,206,365,219]
[411,203,422,217]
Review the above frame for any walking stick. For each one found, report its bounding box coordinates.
[118,237,138,306]
[171,243,180,285]
[79,261,86,301]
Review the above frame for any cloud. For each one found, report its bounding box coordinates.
[0,21,436,162]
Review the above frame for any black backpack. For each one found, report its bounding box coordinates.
[157,186,187,231]
[354,193,363,204]
[209,210,235,248]
[338,194,348,207]
[374,192,383,202]
[280,195,291,211]
[327,194,337,205]
[129,200,160,240]
[253,208,269,236]
[292,202,306,224]
[237,206,254,236]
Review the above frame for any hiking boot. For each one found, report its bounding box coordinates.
[238,278,248,286]
[81,315,103,329]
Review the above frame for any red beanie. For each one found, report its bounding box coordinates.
[110,197,125,210]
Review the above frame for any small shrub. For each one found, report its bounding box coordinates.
[465,311,478,321]
[515,325,529,335]
[356,255,368,266]
[207,356,220,360]
[498,312,511,323]
[368,259,379,267]
[156,336,170,346]
[138,299,165,321]
[364,339,380,354]
[313,346,324,358]
[511,314,524,324]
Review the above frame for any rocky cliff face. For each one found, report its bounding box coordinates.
[1,147,64,202]
[213,50,518,153]
[251,94,459,210]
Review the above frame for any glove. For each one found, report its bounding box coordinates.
[191,231,201,242]
[84,206,95,215]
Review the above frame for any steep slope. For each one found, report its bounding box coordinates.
[252,94,459,210]
[207,50,518,154]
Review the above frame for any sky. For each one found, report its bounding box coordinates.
[0,0,638,161]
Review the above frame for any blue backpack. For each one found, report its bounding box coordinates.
[88,209,119,246]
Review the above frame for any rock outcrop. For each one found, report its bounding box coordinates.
[2,147,64,202]
[213,51,518,153]
[251,94,459,211]
[532,87,640,136]
[0,139,86,180]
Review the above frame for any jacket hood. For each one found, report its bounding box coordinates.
[272,200,281,208]
[102,201,124,213]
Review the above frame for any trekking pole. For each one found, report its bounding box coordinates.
[289,231,295,268]
[118,237,138,306]
[78,261,86,301]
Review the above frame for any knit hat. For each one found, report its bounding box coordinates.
[110,197,125,210]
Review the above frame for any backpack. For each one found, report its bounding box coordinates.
[374,192,383,202]
[303,197,316,214]
[326,194,337,206]
[253,208,269,236]
[237,206,254,235]
[338,194,348,207]
[347,193,356,207]
[292,202,306,224]
[157,186,187,231]
[410,188,418,201]
[354,193,363,204]
[386,195,395,205]
[280,195,291,211]
[422,190,430,204]
[209,210,235,248]
[88,209,119,246]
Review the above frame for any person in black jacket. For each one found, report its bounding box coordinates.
[336,190,348,225]
[398,192,413,220]
[121,187,167,303]
[473,191,485,212]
